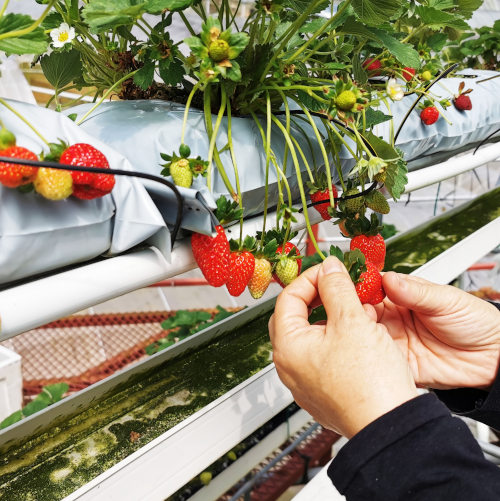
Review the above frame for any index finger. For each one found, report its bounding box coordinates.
[270,263,321,351]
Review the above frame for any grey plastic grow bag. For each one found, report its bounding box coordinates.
[0,100,170,285]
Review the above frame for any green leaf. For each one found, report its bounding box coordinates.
[384,157,408,201]
[41,12,64,30]
[370,28,421,68]
[226,60,242,82]
[427,32,448,51]
[145,338,175,355]
[44,383,69,402]
[414,6,470,30]
[159,57,184,86]
[0,410,23,429]
[299,18,326,33]
[40,49,83,91]
[341,18,420,68]
[82,0,147,33]
[228,32,250,58]
[145,0,193,13]
[352,53,368,84]
[364,108,392,127]
[323,62,347,71]
[428,0,455,9]
[286,0,329,15]
[457,0,484,19]
[351,0,402,25]
[133,60,155,90]
[364,131,399,161]
[23,393,52,417]
[0,14,48,55]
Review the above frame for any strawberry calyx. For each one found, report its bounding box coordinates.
[455,81,473,99]
[0,126,16,150]
[329,245,366,285]
[344,213,383,237]
[214,195,243,225]
[160,145,209,182]
[42,140,70,162]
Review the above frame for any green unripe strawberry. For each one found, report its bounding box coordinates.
[421,70,432,82]
[336,90,357,111]
[365,190,390,214]
[208,39,230,62]
[170,158,192,188]
[227,450,237,461]
[200,471,212,485]
[344,188,364,214]
[275,258,299,287]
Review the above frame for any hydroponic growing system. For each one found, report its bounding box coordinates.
[0,0,499,499]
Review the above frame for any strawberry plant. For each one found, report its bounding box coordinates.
[0,383,69,429]
[145,307,236,355]
[3,0,487,293]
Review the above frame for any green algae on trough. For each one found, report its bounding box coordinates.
[385,187,500,274]
[0,313,273,500]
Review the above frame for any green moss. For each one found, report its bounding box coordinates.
[0,314,273,499]
[385,187,500,273]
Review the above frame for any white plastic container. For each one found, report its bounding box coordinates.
[0,346,22,422]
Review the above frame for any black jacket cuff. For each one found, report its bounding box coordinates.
[328,393,448,493]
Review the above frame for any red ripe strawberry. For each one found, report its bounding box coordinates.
[350,233,386,271]
[60,143,115,200]
[226,251,255,296]
[355,261,386,305]
[402,67,416,81]
[273,242,302,288]
[363,58,382,74]
[453,94,472,111]
[420,106,439,125]
[191,225,230,287]
[310,186,338,221]
[0,146,38,188]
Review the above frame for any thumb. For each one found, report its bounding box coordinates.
[383,272,451,314]
[318,256,366,321]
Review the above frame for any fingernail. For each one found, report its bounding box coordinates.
[321,257,343,275]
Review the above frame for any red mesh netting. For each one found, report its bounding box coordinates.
[0,309,241,399]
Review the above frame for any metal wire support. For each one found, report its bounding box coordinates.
[0,156,185,248]
[228,422,320,501]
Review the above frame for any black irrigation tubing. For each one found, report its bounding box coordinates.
[473,128,500,154]
[0,156,184,249]
[394,63,459,143]
[299,180,379,212]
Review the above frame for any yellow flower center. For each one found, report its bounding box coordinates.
[58,32,69,43]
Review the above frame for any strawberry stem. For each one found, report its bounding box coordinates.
[225,88,244,243]
[322,119,346,192]
[204,86,236,198]
[271,115,325,259]
[76,70,139,126]
[0,98,49,146]
[292,98,336,209]
[181,81,201,146]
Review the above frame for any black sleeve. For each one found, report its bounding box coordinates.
[433,300,500,429]
[327,393,500,500]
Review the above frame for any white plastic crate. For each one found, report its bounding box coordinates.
[0,346,22,422]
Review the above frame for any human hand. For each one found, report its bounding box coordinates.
[372,272,500,390]
[269,256,418,438]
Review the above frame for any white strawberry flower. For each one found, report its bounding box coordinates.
[387,78,404,101]
[50,23,76,48]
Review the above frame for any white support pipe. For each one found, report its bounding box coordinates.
[404,142,500,194]
[0,246,194,340]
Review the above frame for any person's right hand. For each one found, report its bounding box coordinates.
[373,272,500,390]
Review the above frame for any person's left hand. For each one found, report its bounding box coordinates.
[269,256,418,438]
